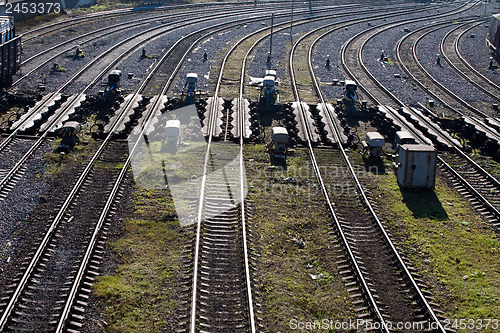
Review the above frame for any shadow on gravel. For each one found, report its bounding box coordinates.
[399,188,448,220]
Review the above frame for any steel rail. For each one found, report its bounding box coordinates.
[16,2,323,74]
[16,7,234,76]
[337,0,499,183]
[339,0,500,233]
[189,15,270,333]
[192,8,411,324]
[390,22,500,187]
[9,0,348,122]
[410,21,497,120]
[395,17,500,145]
[19,0,346,43]
[441,20,500,101]
[19,6,173,42]
[339,1,478,106]
[18,1,262,42]
[238,44,256,333]
[452,21,500,93]
[0,17,207,192]
[188,7,379,326]
[1,6,306,195]
[344,3,500,202]
[289,8,464,330]
[4,12,202,147]
[186,0,369,326]
[291,28,393,332]
[217,0,428,141]
[54,10,229,331]
[341,4,499,148]
[340,5,500,220]
[437,157,500,220]
[0,15,266,331]
[305,18,460,333]
[188,10,423,329]
[366,18,475,106]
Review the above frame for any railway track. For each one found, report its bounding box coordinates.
[14,3,326,90]
[0,140,128,332]
[288,14,450,332]
[396,18,500,144]
[401,20,498,116]
[396,23,500,161]
[184,10,258,330]
[439,152,500,228]
[18,1,294,44]
[340,1,477,106]
[0,11,247,330]
[441,20,500,103]
[1,0,498,330]
[192,2,425,138]
[336,1,500,234]
[3,6,320,200]
[2,12,364,320]
[394,25,500,165]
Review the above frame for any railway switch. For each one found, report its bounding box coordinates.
[269,126,288,163]
[362,132,385,158]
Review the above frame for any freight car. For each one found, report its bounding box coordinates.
[0,16,21,97]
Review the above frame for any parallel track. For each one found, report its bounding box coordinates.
[337,1,500,234]
[441,21,500,102]
[290,14,448,332]
[396,18,500,142]
[187,11,258,331]
[0,14,245,331]
[2,1,499,331]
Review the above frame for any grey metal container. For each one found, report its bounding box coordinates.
[396,144,437,189]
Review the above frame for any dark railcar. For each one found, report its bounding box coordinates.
[0,16,20,93]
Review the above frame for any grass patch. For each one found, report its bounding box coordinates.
[291,26,337,104]
[51,63,67,73]
[372,166,500,332]
[464,154,500,180]
[245,145,356,331]
[44,139,93,176]
[42,113,98,176]
[15,13,64,32]
[94,186,184,332]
